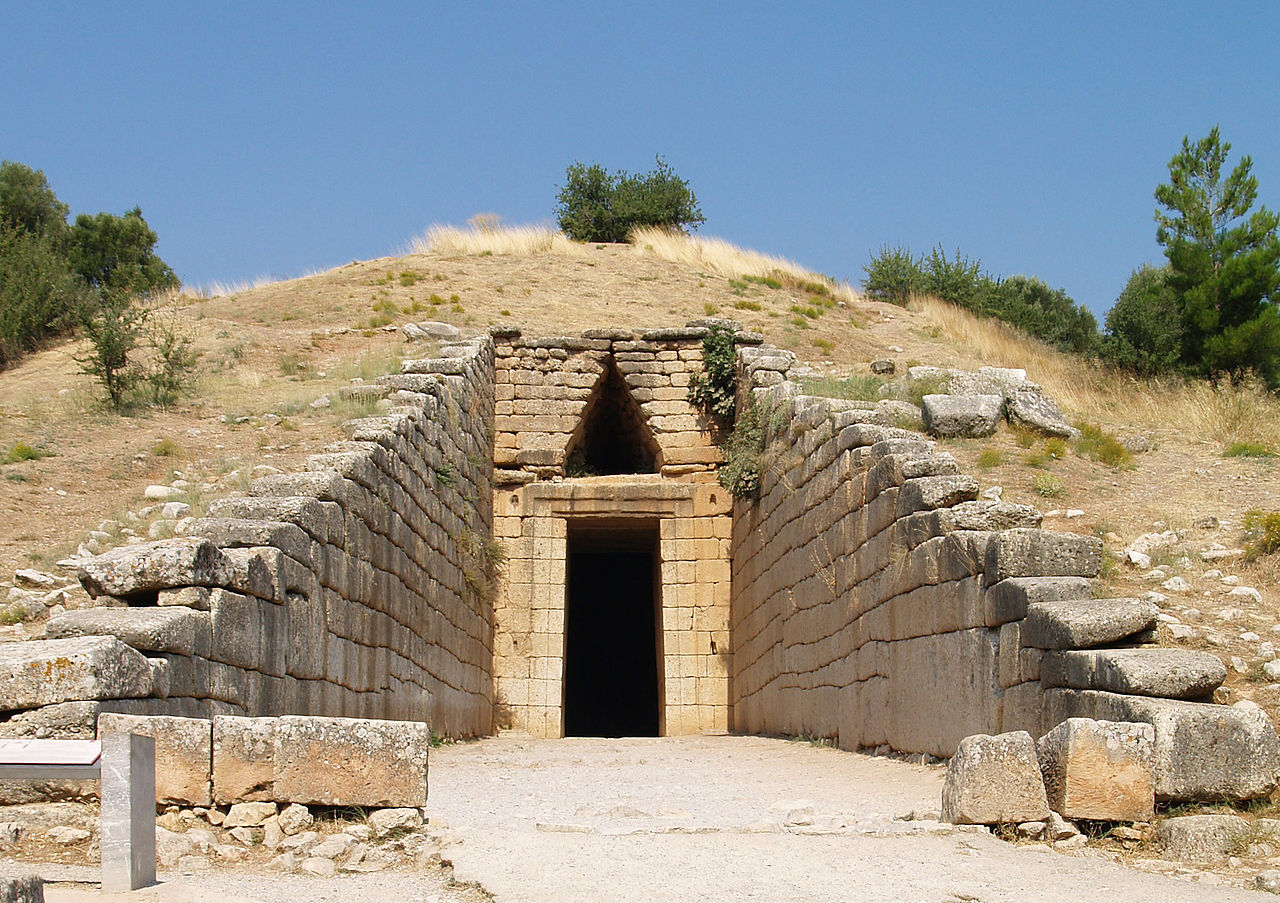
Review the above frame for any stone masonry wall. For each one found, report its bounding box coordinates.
[730,347,1098,758]
[7,337,497,740]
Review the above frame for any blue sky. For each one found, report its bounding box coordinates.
[5,2,1278,317]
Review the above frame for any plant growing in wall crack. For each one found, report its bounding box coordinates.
[458,527,505,603]
[687,325,738,428]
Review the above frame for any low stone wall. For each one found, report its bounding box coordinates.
[2,338,497,741]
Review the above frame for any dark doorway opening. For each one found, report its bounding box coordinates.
[563,519,662,737]
[563,357,660,476]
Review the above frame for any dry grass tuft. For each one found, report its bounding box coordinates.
[915,295,1280,446]
[627,226,859,303]
[409,221,589,258]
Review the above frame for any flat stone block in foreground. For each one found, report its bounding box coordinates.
[1037,718,1154,821]
[921,394,1003,438]
[1022,598,1157,649]
[984,529,1101,583]
[0,636,153,710]
[78,538,232,599]
[212,716,278,804]
[1040,648,1225,700]
[98,713,213,807]
[942,731,1048,825]
[1044,689,1280,801]
[272,716,429,807]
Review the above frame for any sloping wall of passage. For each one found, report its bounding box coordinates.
[729,348,1098,757]
[8,338,496,741]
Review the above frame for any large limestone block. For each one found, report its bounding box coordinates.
[212,716,278,804]
[78,538,232,599]
[887,629,1000,758]
[984,576,1092,626]
[941,731,1049,825]
[97,713,213,806]
[1037,718,1154,821]
[1040,648,1225,700]
[984,529,1101,583]
[272,716,429,807]
[46,607,210,657]
[1022,598,1158,649]
[921,394,1003,438]
[1044,689,1280,801]
[1006,385,1073,438]
[0,637,153,709]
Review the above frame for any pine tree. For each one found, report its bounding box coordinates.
[1155,127,1280,386]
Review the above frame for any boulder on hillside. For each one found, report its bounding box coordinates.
[921,394,1003,438]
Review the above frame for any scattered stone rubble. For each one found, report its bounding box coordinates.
[886,365,1075,439]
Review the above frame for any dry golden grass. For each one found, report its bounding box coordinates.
[915,295,1280,447]
[626,226,859,303]
[409,221,589,258]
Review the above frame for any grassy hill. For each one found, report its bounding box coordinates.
[2,222,1280,718]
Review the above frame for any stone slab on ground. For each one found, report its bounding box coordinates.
[0,637,153,710]
[921,394,1003,438]
[212,716,277,805]
[941,731,1049,825]
[97,713,212,807]
[1022,598,1158,649]
[1006,385,1074,438]
[1044,689,1280,801]
[1158,814,1250,864]
[1040,648,1226,700]
[271,716,429,807]
[77,538,232,600]
[1037,718,1154,821]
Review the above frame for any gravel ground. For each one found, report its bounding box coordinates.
[6,734,1276,902]
[425,734,1270,902]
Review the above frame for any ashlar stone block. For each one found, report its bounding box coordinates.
[272,716,429,807]
[0,636,153,709]
[1037,718,1154,821]
[97,713,213,806]
[941,731,1049,825]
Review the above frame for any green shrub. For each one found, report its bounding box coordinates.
[1100,265,1184,376]
[1033,472,1066,498]
[718,398,765,499]
[862,244,923,305]
[687,325,738,426]
[555,155,704,243]
[151,438,180,457]
[4,441,49,464]
[985,275,1099,355]
[0,226,87,367]
[1243,510,1280,559]
[742,274,783,289]
[922,246,986,310]
[733,299,762,311]
[1073,422,1133,468]
[1224,441,1277,458]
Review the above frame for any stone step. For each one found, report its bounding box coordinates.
[1040,648,1225,700]
[1022,598,1158,649]
[1043,688,1280,802]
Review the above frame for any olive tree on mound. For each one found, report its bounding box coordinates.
[555,155,705,243]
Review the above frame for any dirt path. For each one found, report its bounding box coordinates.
[424,734,1267,903]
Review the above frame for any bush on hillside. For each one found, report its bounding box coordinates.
[862,245,923,305]
[986,275,1098,355]
[862,243,1098,354]
[1101,265,1184,376]
[556,156,704,243]
[0,227,88,367]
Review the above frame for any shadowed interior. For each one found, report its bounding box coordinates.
[563,519,662,737]
[563,357,660,475]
